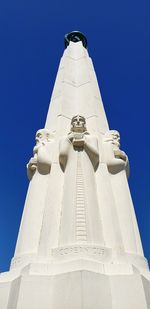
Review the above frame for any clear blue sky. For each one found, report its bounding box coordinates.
[0,0,150,271]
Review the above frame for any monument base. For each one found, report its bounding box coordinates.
[0,263,150,309]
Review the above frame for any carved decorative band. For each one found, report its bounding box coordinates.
[10,248,149,271]
[52,245,111,262]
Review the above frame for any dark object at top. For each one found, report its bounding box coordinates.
[64,31,87,49]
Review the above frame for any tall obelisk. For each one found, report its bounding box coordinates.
[0,31,150,309]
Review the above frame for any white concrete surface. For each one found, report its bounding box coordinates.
[0,36,149,308]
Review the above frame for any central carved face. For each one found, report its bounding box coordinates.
[71,115,86,133]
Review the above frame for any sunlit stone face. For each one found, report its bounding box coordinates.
[35,129,51,144]
[111,130,120,146]
[104,130,120,147]
[71,115,86,133]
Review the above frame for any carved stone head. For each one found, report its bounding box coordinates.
[35,129,52,144]
[104,130,120,147]
[71,115,87,133]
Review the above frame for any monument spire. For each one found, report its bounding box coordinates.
[0,31,150,309]
[45,31,109,135]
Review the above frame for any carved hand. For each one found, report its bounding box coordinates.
[27,156,37,171]
[114,149,127,162]
[72,133,85,147]
[73,139,84,147]
[27,156,37,180]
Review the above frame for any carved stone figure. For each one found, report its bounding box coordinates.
[15,128,54,257]
[59,115,103,245]
[59,115,99,172]
[102,130,143,255]
[103,130,129,176]
[27,129,53,180]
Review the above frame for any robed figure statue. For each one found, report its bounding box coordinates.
[59,115,104,246]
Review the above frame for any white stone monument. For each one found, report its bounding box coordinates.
[0,31,150,309]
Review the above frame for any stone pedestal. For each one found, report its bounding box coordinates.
[1,265,150,309]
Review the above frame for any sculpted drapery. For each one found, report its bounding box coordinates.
[59,115,104,245]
